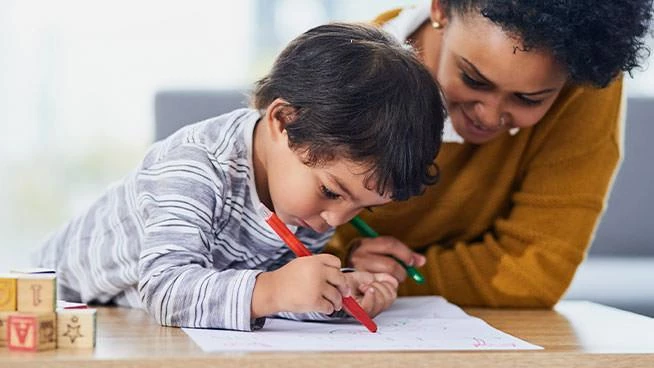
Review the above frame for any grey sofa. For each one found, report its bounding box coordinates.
[154,90,654,316]
[154,90,250,141]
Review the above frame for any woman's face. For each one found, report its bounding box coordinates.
[434,11,568,144]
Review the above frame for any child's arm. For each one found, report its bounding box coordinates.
[135,144,263,331]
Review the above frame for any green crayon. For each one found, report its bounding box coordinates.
[349,216,425,284]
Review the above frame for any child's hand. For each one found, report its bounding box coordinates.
[348,236,426,283]
[343,271,398,317]
[252,254,350,317]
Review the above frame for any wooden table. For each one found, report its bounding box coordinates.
[1,301,653,367]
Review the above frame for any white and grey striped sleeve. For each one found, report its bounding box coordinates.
[275,310,350,322]
[135,143,264,331]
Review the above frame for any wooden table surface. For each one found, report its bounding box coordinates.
[1,301,653,367]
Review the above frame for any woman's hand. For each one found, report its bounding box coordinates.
[344,271,398,317]
[348,237,426,283]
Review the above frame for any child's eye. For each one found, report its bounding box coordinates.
[365,206,375,212]
[320,185,341,200]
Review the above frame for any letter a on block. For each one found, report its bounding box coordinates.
[8,315,37,351]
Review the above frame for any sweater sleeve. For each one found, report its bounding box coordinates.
[135,143,265,330]
[415,79,624,307]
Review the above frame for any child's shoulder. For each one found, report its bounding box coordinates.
[169,108,259,148]
[147,108,260,164]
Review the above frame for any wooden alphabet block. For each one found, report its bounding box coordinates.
[56,309,96,349]
[0,275,18,311]
[0,311,10,347]
[17,274,57,313]
[7,312,57,351]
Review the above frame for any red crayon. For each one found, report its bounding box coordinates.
[259,204,378,333]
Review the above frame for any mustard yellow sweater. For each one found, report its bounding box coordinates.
[326,10,624,308]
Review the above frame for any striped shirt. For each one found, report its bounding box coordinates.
[34,108,336,331]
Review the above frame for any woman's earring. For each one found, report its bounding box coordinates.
[431,21,443,30]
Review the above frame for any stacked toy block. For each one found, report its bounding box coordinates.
[0,269,96,351]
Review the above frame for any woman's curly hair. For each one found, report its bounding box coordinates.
[443,0,654,87]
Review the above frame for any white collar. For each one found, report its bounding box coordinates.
[382,3,431,43]
[382,3,520,143]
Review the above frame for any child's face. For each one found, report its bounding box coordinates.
[266,144,392,233]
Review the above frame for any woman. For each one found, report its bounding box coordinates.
[327,0,653,307]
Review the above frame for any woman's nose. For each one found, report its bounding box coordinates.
[474,98,506,129]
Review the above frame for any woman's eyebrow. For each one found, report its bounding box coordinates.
[461,57,494,85]
[461,57,558,95]
[519,88,557,96]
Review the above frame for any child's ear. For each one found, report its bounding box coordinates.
[266,98,297,141]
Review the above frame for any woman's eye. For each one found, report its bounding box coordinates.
[516,94,544,106]
[320,185,341,200]
[460,72,486,89]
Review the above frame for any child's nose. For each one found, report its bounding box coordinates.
[321,208,358,228]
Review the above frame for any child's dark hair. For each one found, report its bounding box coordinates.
[442,0,654,87]
[253,23,445,201]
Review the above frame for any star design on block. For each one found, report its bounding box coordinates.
[63,317,84,343]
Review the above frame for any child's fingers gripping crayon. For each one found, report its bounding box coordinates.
[349,216,425,284]
[259,204,378,333]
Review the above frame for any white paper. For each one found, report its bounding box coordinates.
[183,296,543,352]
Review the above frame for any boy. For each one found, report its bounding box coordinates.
[33,23,445,331]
